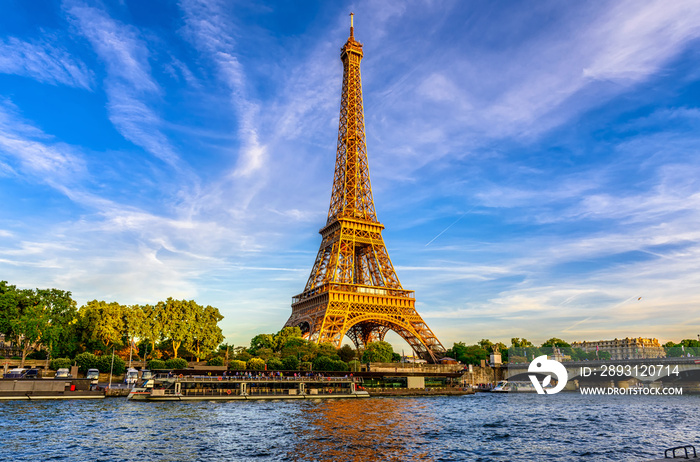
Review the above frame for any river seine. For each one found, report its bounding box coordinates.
[2,393,699,461]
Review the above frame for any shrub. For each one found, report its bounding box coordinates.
[247,358,266,371]
[147,359,166,370]
[313,356,333,371]
[300,361,312,371]
[97,354,125,375]
[50,358,72,370]
[348,360,361,371]
[165,358,188,370]
[331,359,349,371]
[229,360,247,370]
[74,352,98,373]
[266,358,283,370]
[281,355,299,371]
[207,356,224,366]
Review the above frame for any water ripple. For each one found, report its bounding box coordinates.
[1,394,699,461]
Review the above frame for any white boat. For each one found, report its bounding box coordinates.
[128,373,370,401]
[491,380,543,393]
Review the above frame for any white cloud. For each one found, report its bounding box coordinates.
[0,102,85,184]
[0,36,93,89]
[65,1,182,169]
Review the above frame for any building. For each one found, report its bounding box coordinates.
[571,337,666,360]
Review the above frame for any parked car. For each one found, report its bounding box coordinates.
[3,368,26,379]
[23,368,40,379]
[54,368,71,379]
[86,368,100,385]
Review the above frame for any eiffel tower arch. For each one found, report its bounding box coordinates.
[285,15,446,363]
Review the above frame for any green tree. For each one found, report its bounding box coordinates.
[147,359,166,370]
[78,300,127,352]
[361,341,394,363]
[74,352,99,373]
[140,303,164,360]
[338,344,356,362]
[165,358,188,369]
[247,357,266,371]
[249,333,275,355]
[0,282,78,367]
[207,356,224,366]
[190,304,224,362]
[313,356,333,371]
[281,355,299,370]
[97,354,125,375]
[542,338,571,348]
[273,327,303,352]
[511,338,534,348]
[280,337,317,362]
[229,360,247,370]
[317,342,339,359]
[267,358,284,370]
[123,304,145,360]
[159,298,197,359]
[50,358,72,370]
[478,339,494,351]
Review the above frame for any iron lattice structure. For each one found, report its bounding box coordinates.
[285,16,445,363]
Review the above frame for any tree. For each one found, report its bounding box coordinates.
[165,358,188,369]
[267,358,283,370]
[147,359,166,370]
[97,354,125,375]
[247,357,265,370]
[0,282,78,366]
[229,360,246,370]
[159,298,197,359]
[542,338,570,348]
[207,356,224,366]
[279,337,317,362]
[190,304,224,362]
[313,356,333,371]
[273,327,303,352]
[317,342,340,359]
[478,339,494,351]
[361,341,394,363]
[78,300,127,353]
[140,303,164,361]
[281,355,299,370]
[338,344,356,362]
[249,333,274,355]
[511,338,534,348]
[74,352,99,373]
[123,304,145,361]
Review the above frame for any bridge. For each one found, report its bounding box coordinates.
[506,357,700,389]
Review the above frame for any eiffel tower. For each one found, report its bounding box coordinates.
[285,14,445,363]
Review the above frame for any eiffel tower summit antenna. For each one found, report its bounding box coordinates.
[284,15,446,363]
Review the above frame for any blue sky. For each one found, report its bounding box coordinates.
[2,0,700,351]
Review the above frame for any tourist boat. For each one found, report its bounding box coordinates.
[127,374,370,401]
[0,377,104,400]
[491,380,544,393]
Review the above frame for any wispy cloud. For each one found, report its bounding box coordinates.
[179,0,267,178]
[64,1,182,168]
[0,101,85,184]
[0,36,93,89]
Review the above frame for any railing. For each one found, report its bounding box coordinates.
[293,283,414,303]
[155,374,358,382]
